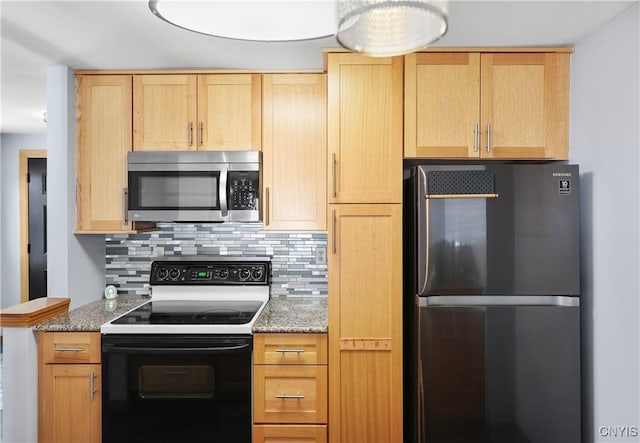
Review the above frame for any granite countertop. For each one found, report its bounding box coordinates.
[252,298,328,333]
[33,295,328,334]
[33,296,149,332]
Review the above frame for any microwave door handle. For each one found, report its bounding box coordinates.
[219,169,228,218]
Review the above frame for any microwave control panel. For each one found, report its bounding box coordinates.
[228,171,259,210]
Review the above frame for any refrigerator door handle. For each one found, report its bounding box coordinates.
[417,167,430,295]
[418,295,580,307]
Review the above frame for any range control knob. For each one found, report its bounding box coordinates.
[251,267,264,281]
[218,268,229,280]
[168,268,181,280]
[156,268,169,281]
[238,268,251,281]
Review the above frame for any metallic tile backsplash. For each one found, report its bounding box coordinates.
[105,223,328,298]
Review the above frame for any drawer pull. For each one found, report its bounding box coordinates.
[276,394,305,399]
[54,347,84,352]
[276,349,305,354]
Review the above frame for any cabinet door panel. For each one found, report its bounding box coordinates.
[198,74,261,150]
[480,53,569,159]
[76,75,133,232]
[328,204,402,442]
[328,54,402,203]
[262,74,326,230]
[133,74,197,151]
[39,364,101,443]
[405,52,480,158]
[253,425,327,443]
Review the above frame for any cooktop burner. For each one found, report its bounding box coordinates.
[112,300,264,325]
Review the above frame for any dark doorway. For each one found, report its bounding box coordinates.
[28,157,47,300]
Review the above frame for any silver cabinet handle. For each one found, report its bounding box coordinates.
[276,349,305,354]
[331,153,337,198]
[54,347,84,352]
[198,122,203,146]
[188,122,193,147]
[265,187,270,226]
[486,123,492,153]
[90,371,97,400]
[122,188,128,223]
[332,209,337,254]
[473,123,479,152]
[276,394,305,399]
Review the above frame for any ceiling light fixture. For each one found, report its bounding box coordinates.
[336,0,449,56]
[148,0,337,42]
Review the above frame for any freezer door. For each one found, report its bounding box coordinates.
[417,164,580,297]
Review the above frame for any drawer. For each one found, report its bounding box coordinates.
[254,333,327,365]
[39,332,101,364]
[254,365,327,424]
[253,424,327,443]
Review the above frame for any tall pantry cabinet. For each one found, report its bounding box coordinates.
[326,53,403,443]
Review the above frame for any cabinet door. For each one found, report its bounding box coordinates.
[198,74,261,151]
[327,54,403,204]
[405,52,480,158]
[328,204,403,442]
[39,364,101,443]
[76,75,133,233]
[480,52,570,159]
[262,74,326,230]
[133,74,197,151]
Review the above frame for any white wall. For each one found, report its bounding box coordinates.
[0,132,46,309]
[46,66,104,309]
[570,4,640,442]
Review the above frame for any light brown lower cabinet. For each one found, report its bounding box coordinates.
[253,425,327,443]
[38,332,101,443]
[253,333,328,443]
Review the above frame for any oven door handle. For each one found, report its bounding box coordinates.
[102,343,250,354]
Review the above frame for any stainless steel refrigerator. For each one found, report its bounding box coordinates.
[403,163,581,443]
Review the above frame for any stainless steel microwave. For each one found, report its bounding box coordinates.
[127,151,260,223]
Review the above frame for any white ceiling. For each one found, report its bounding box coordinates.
[1,0,636,134]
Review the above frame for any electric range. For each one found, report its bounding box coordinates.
[100,257,270,443]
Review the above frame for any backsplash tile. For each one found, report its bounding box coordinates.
[106,223,328,298]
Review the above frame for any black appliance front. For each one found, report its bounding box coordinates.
[102,334,252,443]
[403,163,582,443]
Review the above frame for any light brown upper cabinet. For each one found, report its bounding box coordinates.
[76,75,134,233]
[133,74,261,151]
[327,53,403,203]
[404,51,571,159]
[262,73,327,231]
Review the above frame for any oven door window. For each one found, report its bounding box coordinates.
[128,171,220,210]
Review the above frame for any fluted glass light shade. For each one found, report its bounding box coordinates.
[337,0,449,56]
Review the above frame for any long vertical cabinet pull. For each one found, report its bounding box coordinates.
[473,123,480,152]
[89,371,97,400]
[188,122,193,147]
[122,188,128,223]
[486,124,492,153]
[199,122,204,147]
[332,210,337,254]
[265,187,270,226]
[331,153,337,198]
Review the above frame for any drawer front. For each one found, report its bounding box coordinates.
[254,333,327,365]
[254,365,327,424]
[39,332,101,364]
[253,425,327,443]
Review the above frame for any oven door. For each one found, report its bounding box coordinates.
[102,334,252,443]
